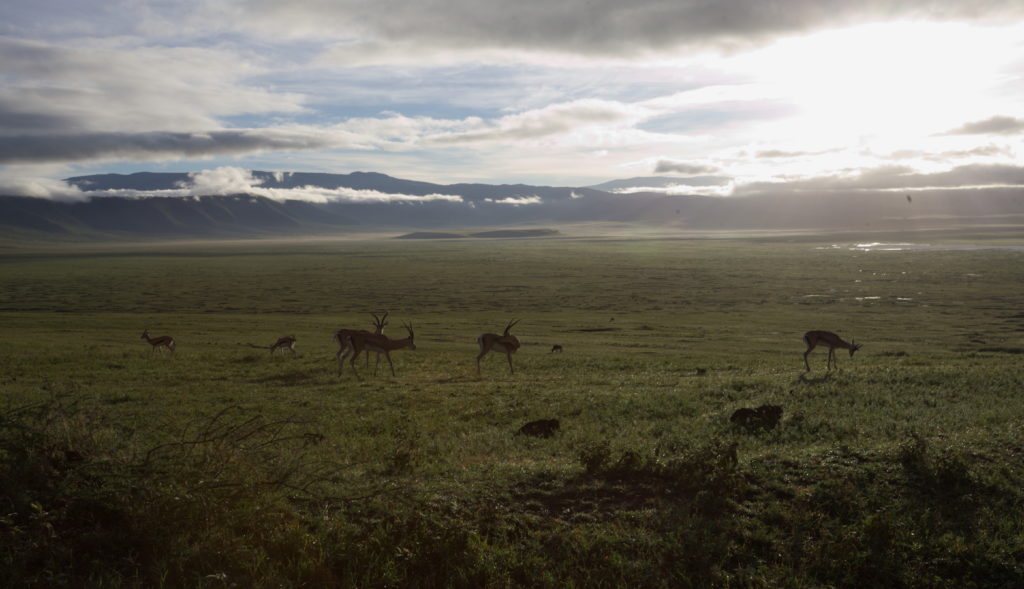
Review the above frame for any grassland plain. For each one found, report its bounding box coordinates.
[1,236,1023,588]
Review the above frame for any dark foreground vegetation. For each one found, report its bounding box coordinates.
[1,236,1022,587]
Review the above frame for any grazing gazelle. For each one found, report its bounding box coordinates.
[141,329,175,353]
[477,319,521,374]
[333,312,388,374]
[802,330,862,372]
[269,336,297,355]
[339,322,416,377]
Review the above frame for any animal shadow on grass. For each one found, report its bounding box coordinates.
[253,369,318,385]
[796,372,834,385]
[508,441,745,526]
[730,405,783,432]
[516,418,561,438]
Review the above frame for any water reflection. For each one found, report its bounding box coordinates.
[817,243,1024,252]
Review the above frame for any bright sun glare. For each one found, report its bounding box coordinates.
[744,22,1014,144]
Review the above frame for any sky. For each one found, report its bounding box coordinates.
[2,0,1024,201]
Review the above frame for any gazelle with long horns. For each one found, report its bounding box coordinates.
[802,330,861,372]
[477,319,521,374]
[333,312,388,374]
[141,329,175,353]
[339,322,416,377]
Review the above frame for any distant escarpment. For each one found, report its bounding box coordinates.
[396,229,560,239]
[2,170,1022,242]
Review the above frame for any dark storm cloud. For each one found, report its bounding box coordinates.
[0,131,335,164]
[0,109,77,133]
[246,0,1024,56]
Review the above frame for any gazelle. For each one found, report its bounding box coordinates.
[270,336,297,355]
[141,329,175,353]
[339,322,416,377]
[802,330,861,372]
[477,319,521,374]
[333,312,388,374]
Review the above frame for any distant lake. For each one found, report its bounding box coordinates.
[817,243,1024,252]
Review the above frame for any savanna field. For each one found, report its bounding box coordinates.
[1,235,1023,588]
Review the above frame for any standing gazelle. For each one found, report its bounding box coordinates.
[270,336,297,355]
[333,312,388,374]
[802,330,861,372]
[339,322,416,377]
[477,319,521,375]
[141,329,175,353]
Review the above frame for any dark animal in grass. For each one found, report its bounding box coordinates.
[517,418,561,438]
[730,405,783,431]
[550,344,563,353]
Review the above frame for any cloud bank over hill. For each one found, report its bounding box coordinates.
[1,167,465,203]
[6,161,1024,206]
[4,166,1022,242]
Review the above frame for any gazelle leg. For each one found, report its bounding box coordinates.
[348,346,364,377]
[506,351,514,374]
[337,345,352,375]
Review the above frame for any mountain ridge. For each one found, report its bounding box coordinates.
[1,171,1021,241]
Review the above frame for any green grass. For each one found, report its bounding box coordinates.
[0,237,1022,587]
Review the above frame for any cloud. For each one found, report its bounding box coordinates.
[0,130,345,164]
[238,0,1024,60]
[754,148,838,158]
[0,96,655,165]
[605,174,734,196]
[0,37,305,135]
[186,167,263,195]
[0,175,86,201]
[174,168,465,203]
[3,167,464,203]
[431,99,638,144]
[733,163,1024,195]
[483,195,543,206]
[0,37,333,164]
[883,145,1011,161]
[944,116,1024,135]
[654,160,720,175]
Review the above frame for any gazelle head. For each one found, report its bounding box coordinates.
[141,329,150,340]
[850,340,862,357]
[402,322,416,350]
